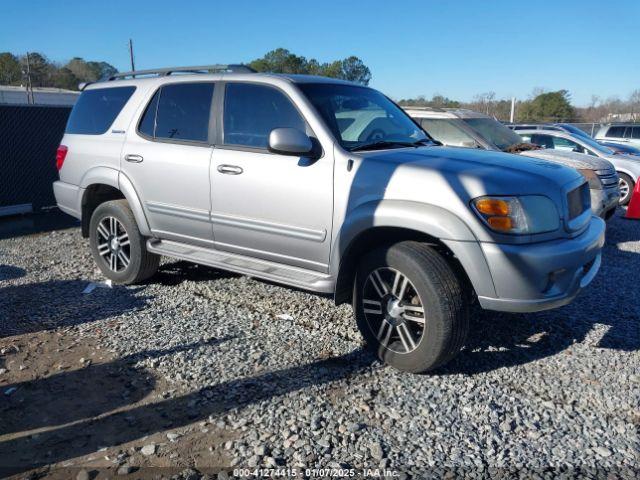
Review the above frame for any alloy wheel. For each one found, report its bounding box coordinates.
[362,267,425,354]
[619,177,630,204]
[96,216,131,272]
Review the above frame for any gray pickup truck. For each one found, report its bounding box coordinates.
[53,65,605,373]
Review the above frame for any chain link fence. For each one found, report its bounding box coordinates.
[0,105,71,214]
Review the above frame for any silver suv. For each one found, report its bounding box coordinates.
[53,65,605,373]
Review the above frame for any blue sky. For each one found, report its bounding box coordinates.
[3,0,638,105]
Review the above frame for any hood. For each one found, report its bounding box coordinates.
[520,149,614,171]
[360,145,582,197]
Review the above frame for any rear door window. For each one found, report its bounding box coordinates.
[223,83,306,149]
[632,127,640,139]
[66,86,135,135]
[153,83,214,142]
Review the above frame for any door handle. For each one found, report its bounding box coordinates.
[125,154,144,163]
[217,164,243,175]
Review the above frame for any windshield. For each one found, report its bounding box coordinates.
[298,83,430,151]
[461,117,524,151]
[557,124,591,139]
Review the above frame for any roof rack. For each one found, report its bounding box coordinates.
[106,64,256,81]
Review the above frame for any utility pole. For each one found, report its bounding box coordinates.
[510,97,516,123]
[25,52,34,105]
[129,39,136,71]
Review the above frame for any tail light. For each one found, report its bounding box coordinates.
[56,145,68,171]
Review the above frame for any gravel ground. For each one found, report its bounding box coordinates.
[0,211,638,478]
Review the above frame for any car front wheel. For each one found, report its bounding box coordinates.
[353,241,469,373]
[618,173,634,206]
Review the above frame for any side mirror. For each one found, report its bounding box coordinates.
[268,128,313,156]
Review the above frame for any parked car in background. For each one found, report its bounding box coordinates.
[405,108,619,219]
[510,122,640,157]
[53,65,606,373]
[516,128,640,205]
[510,123,592,139]
[599,141,640,157]
[595,124,640,147]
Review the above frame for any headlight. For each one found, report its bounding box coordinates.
[578,169,603,190]
[472,195,560,234]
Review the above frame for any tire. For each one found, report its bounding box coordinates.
[353,241,469,373]
[618,173,634,206]
[89,199,159,284]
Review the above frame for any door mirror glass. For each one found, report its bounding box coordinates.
[268,128,313,156]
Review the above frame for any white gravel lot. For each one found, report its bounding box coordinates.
[0,210,638,478]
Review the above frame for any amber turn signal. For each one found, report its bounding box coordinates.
[474,198,510,216]
[487,216,513,231]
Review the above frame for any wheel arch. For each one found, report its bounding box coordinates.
[616,168,637,183]
[332,200,494,305]
[79,168,150,238]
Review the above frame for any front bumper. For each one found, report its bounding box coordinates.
[477,216,605,313]
[590,186,619,219]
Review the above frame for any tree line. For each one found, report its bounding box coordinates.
[0,48,372,90]
[0,52,118,90]
[398,88,640,123]
[1,49,635,123]
[248,48,371,85]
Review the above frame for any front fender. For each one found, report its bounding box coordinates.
[331,200,497,300]
[613,160,640,182]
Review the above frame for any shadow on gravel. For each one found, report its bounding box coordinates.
[0,210,79,240]
[0,279,149,337]
[0,265,26,281]
[0,337,233,437]
[440,213,640,375]
[148,260,239,287]
[0,348,375,476]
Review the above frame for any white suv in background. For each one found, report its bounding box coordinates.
[595,124,640,147]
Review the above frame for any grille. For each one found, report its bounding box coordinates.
[567,182,590,220]
[595,168,619,189]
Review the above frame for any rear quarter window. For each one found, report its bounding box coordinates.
[66,86,136,135]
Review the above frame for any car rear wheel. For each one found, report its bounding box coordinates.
[353,241,469,373]
[89,200,159,284]
[618,173,634,205]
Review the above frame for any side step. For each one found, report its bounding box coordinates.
[147,239,334,293]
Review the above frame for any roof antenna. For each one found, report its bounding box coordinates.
[129,39,135,72]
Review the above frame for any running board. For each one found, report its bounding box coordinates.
[147,239,334,293]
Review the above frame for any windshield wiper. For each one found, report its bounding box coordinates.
[349,139,433,152]
[412,138,440,146]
